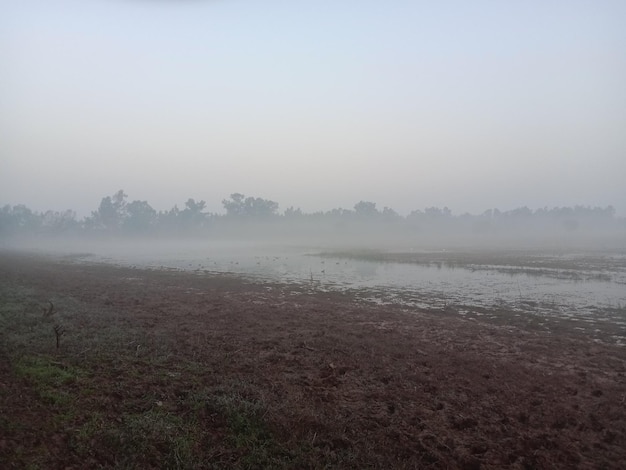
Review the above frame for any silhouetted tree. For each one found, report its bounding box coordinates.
[157,206,180,233]
[180,198,208,230]
[424,206,451,218]
[124,200,157,233]
[284,206,303,218]
[41,210,78,234]
[354,201,378,217]
[382,206,401,221]
[222,193,278,218]
[89,190,128,231]
[222,193,246,217]
[0,204,41,236]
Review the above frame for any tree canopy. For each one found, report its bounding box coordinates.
[0,189,622,241]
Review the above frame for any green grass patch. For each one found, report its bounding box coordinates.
[15,356,79,387]
[13,356,82,407]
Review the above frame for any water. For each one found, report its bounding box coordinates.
[80,240,626,341]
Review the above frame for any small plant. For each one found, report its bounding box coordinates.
[54,324,65,349]
[41,301,65,349]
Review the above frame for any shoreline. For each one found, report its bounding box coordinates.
[1,250,625,468]
[9,245,626,346]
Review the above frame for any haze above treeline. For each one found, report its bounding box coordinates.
[1,190,624,249]
[2,2,625,226]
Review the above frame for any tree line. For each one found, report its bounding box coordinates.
[0,190,622,239]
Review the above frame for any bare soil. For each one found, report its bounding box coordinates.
[1,250,625,469]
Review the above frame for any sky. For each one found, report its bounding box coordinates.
[1,0,625,217]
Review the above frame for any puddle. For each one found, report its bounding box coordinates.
[82,241,626,341]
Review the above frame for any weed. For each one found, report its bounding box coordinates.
[53,324,65,349]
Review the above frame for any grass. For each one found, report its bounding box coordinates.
[14,356,80,387]
[4,254,624,469]
[0,284,301,469]
[81,409,199,469]
[14,356,81,407]
[210,391,286,466]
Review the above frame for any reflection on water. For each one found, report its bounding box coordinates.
[87,241,626,341]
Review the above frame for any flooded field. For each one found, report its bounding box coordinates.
[76,241,626,344]
[3,249,626,469]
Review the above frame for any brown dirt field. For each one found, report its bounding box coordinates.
[1,250,625,469]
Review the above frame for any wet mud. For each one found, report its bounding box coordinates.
[1,251,625,468]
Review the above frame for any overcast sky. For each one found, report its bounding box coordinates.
[1,0,625,216]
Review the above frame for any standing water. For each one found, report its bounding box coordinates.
[77,240,626,343]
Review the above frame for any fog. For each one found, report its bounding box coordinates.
[4,5,626,463]
[1,1,625,218]
[4,215,626,344]
[2,1,625,315]
[3,190,625,342]
[2,189,625,250]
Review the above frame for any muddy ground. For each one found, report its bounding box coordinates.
[0,250,625,469]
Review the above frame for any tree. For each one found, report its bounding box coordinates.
[424,206,451,219]
[90,190,128,231]
[157,206,180,233]
[222,193,279,218]
[180,198,208,230]
[124,200,157,233]
[284,206,303,218]
[0,204,41,236]
[184,198,206,214]
[41,210,78,234]
[354,201,378,217]
[222,193,247,217]
[381,206,401,221]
